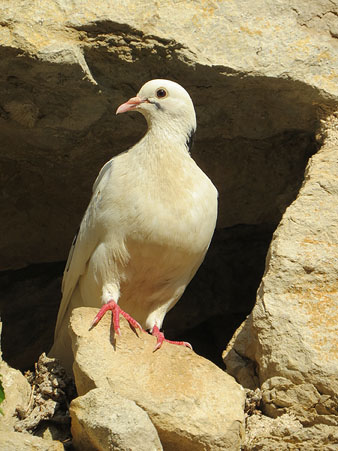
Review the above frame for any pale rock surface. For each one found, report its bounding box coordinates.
[0,0,337,270]
[14,353,74,442]
[0,358,31,433]
[223,317,259,391]
[1,0,337,376]
[224,116,338,429]
[0,431,64,451]
[0,1,337,446]
[70,387,163,451]
[0,325,66,449]
[244,413,338,450]
[70,307,245,450]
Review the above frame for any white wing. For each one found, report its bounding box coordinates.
[54,159,114,337]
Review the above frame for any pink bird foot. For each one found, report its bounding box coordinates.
[151,325,193,351]
[90,300,142,335]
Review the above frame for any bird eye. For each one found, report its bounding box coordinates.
[156,88,167,98]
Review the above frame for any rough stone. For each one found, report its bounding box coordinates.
[69,307,245,450]
[0,6,338,450]
[70,387,163,451]
[0,324,67,448]
[0,431,64,451]
[244,413,338,450]
[1,0,336,372]
[14,353,75,440]
[0,359,31,432]
[0,0,336,271]
[223,318,259,391]
[224,115,338,428]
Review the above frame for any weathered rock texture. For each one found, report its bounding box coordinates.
[70,388,163,451]
[0,431,64,451]
[1,0,335,270]
[0,1,337,447]
[0,325,67,449]
[224,115,338,437]
[14,353,75,441]
[70,307,245,450]
[1,0,337,369]
[0,357,31,433]
[244,412,338,450]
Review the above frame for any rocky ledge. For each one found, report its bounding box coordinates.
[0,0,337,449]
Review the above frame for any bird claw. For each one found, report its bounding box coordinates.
[90,300,142,335]
[91,304,192,352]
[90,303,111,328]
[151,325,193,352]
[118,308,142,331]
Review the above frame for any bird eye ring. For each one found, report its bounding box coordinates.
[156,88,168,99]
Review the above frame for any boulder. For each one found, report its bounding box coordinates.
[0,0,336,271]
[0,431,63,451]
[1,0,337,373]
[222,318,259,391]
[0,3,337,448]
[224,116,338,428]
[70,387,163,451]
[0,324,66,448]
[244,413,338,450]
[69,307,245,450]
[0,358,31,433]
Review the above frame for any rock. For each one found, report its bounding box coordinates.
[244,413,338,450]
[0,3,336,449]
[1,0,336,373]
[224,115,338,428]
[0,359,31,432]
[0,324,67,448]
[222,318,259,390]
[0,431,64,451]
[70,387,163,451]
[1,0,336,271]
[69,307,245,450]
[14,353,75,440]
[1,9,338,451]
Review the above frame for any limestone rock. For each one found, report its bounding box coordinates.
[70,307,245,450]
[1,0,337,374]
[1,3,337,448]
[244,413,338,450]
[222,318,259,390]
[0,0,336,271]
[14,353,75,439]
[0,326,66,449]
[70,387,162,451]
[0,359,31,432]
[0,431,64,451]
[225,116,338,428]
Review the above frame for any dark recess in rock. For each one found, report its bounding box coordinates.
[0,262,63,370]
[0,31,322,371]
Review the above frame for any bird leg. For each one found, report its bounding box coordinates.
[90,300,142,335]
[151,325,192,351]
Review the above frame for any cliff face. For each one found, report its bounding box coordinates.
[0,0,337,448]
[1,0,336,271]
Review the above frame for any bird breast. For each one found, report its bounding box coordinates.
[99,146,217,257]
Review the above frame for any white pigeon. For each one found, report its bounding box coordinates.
[50,79,218,373]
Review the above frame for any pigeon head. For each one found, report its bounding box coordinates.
[116,79,196,143]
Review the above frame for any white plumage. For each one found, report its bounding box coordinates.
[50,79,218,373]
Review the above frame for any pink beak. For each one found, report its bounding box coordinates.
[116,96,146,115]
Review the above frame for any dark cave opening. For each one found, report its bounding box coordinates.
[0,223,282,370]
[164,224,274,367]
[0,41,322,372]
